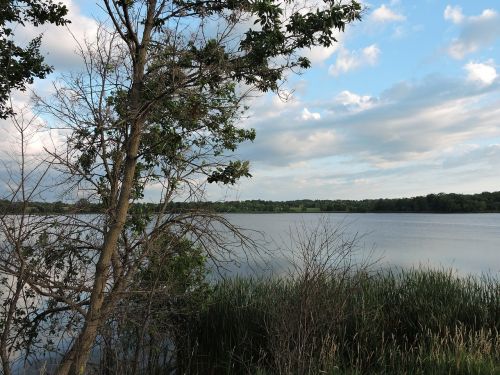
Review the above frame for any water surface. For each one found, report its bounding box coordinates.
[222,213,500,276]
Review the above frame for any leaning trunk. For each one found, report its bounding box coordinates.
[54,1,157,370]
[55,57,149,372]
[55,122,143,374]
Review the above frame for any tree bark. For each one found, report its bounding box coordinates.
[55,2,156,370]
[56,121,142,374]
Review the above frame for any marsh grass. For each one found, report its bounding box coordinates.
[177,270,499,374]
[94,219,498,374]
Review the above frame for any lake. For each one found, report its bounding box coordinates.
[220,213,500,277]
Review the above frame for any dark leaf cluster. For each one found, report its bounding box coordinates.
[0,0,69,118]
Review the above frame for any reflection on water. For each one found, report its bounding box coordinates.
[2,212,498,373]
[220,213,500,277]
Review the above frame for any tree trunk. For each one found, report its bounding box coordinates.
[1,264,24,375]
[54,2,161,372]
[55,59,149,370]
[1,350,12,375]
[55,121,143,374]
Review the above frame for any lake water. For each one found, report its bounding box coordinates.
[221,213,500,277]
[2,212,498,373]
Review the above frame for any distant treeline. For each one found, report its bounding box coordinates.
[2,191,500,214]
[176,191,500,213]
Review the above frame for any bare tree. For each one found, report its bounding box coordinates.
[0,105,55,374]
[269,217,376,374]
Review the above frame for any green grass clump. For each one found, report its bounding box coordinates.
[177,270,499,374]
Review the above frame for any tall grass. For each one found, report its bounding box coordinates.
[94,219,498,374]
[177,270,499,374]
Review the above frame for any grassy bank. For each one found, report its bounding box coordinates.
[177,270,499,374]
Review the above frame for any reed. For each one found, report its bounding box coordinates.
[177,270,499,374]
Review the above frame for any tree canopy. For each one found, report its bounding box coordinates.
[1,1,363,373]
[3,191,499,214]
[0,0,69,118]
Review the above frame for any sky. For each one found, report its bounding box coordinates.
[1,0,500,202]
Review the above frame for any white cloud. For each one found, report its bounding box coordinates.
[328,44,381,76]
[444,5,464,24]
[445,7,500,59]
[464,61,498,85]
[371,5,406,23]
[220,72,500,200]
[301,108,321,121]
[13,0,98,71]
[239,74,500,170]
[335,91,375,111]
[0,91,63,171]
[271,130,338,162]
[303,44,340,65]
[470,8,497,22]
[301,29,343,64]
[363,45,380,63]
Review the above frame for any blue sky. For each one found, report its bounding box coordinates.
[231,0,500,200]
[1,0,500,201]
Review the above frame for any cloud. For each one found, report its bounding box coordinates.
[12,0,98,71]
[444,5,464,24]
[442,144,500,169]
[444,6,500,59]
[303,44,340,65]
[237,73,500,174]
[301,29,344,65]
[227,73,500,199]
[0,108,66,168]
[328,44,381,76]
[371,5,406,23]
[334,91,375,111]
[0,90,67,200]
[301,108,321,121]
[464,61,498,86]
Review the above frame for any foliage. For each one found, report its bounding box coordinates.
[0,0,69,118]
[3,190,500,214]
[97,234,211,374]
[2,0,363,372]
[57,0,362,210]
[179,270,499,374]
[168,191,500,213]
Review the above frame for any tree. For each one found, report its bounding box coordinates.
[0,105,56,375]
[0,0,69,118]
[24,0,362,372]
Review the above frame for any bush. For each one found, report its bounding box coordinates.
[97,234,211,374]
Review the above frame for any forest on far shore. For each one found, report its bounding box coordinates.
[3,191,500,214]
